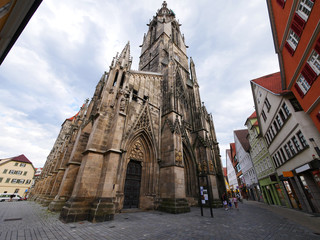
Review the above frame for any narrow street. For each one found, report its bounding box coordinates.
[0,200,319,240]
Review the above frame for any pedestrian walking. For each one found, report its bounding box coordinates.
[228,198,233,209]
[233,196,239,210]
[222,193,228,211]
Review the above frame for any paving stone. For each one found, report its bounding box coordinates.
[0,201,320,240]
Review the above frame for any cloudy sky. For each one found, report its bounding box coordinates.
[0,0,280,167]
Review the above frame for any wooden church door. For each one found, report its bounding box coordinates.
[123,160,142,208]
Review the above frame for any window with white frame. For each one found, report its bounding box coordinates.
[288,140,296,155]
[297,74,311,94]
[297,0,314,21]
[297,131,308,148]
[308,50,320,75]
[261,110,267,121]
[264,98,271,111]
[292,136,301,151]
[282,103,290,116]
[18,179,25,184]
[287,29,300,50]
[11,179,18,183]
[276,115,283,128]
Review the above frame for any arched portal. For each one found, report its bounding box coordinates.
[123,160,142,208]
[120,130,159,210]
[183,144,198,204]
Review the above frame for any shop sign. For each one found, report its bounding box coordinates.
[283,171,293,177]
[295,164,310,174]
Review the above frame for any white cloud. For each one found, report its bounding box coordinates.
[0,0,279,168]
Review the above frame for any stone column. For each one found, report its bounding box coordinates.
[158,113,189,213]
[49,130,90,212]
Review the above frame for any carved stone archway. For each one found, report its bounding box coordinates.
[120,131,158,211]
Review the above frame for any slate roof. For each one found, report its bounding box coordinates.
[251,72,290,95]
[234,129,250,152]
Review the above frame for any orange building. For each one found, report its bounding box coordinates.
[267,0,320,132]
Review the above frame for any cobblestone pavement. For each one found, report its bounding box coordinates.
[0,201,320,240]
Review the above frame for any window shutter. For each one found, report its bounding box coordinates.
[291,21,302,37]
[294,83,305,98]
[284,42,295,56]
[293,13,306,29]
[302,63,317,84]
[276,0,285,8]
[315,37,320,55]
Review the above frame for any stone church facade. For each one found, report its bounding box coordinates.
[31,1,225,222]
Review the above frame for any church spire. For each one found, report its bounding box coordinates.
[112,41,132,69]
[190,57,198,86]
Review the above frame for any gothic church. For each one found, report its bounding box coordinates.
[31,1,225,222]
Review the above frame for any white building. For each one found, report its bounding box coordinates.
[226,149,238,194]
[251,72,320,214]
[234,129,259,200]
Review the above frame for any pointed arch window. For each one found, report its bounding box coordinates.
[113,71,119,87]
[120,72,126,89]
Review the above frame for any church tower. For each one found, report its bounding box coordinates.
[31,1,225,222]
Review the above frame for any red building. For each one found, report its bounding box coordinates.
[267,0,320,132]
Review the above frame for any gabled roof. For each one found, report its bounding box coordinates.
[234,129,250,152]
[251,72,290,95]
[12,154,32,164]
[248,111,257,119]
[223,167,227,177]
[226,149,231,160]
[230,143,236,159]
[0,154,32,165]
